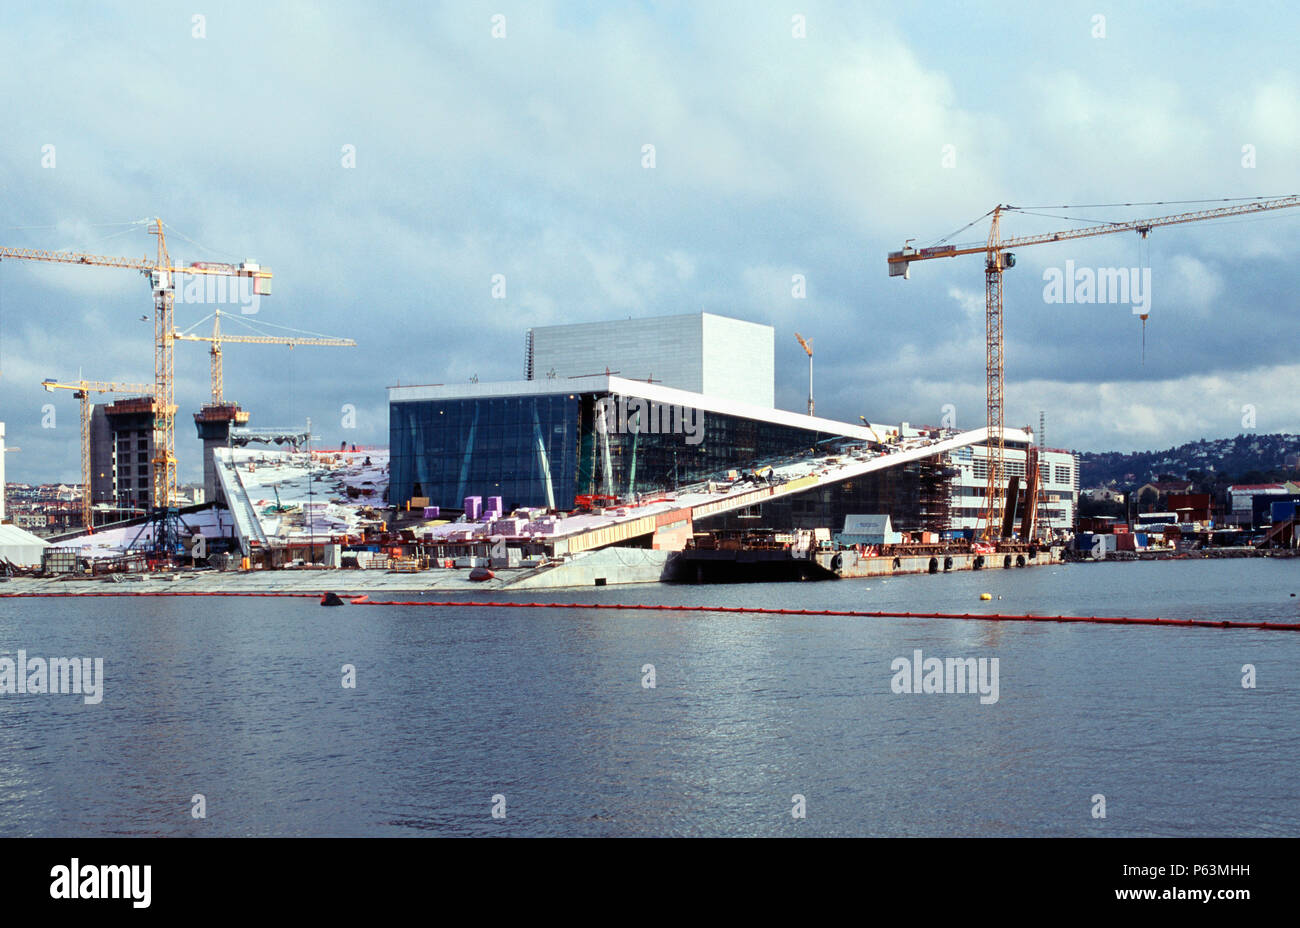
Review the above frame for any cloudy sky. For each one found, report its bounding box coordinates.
[1,0,1297,483]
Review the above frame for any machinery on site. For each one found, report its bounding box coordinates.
[795,332,814,415]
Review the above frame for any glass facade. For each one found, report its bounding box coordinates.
[390,394,581,511]
[594,400,843,498]
[706,459,943,534]
[390,391,849,512]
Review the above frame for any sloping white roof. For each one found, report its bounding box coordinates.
[389,374,899,442]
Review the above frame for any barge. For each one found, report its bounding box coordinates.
[666,529,1062,583]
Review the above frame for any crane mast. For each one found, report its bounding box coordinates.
[150,219,179,508]
[983,207,1008,538]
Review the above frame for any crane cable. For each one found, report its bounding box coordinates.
[928,206,999,247]
[1138,231,1150,364]
[926,195,1298,250]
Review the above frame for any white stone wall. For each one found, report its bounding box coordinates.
[701,313,774,407]
[528,312,774,407]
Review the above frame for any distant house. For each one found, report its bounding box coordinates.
[1138,479,1194,496]
[1135,480,1194,512]
[1081,486,1125,503]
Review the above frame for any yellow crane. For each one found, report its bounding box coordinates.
[857,415,884,446]
[174,308,356,406]
[795,332,814,415]
[2,219,271,507]
[40,378,156,531]
[888,194,1300,540]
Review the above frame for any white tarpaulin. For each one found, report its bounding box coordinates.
[0,523,50,567]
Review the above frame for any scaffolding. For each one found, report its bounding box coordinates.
[916,454,955,534]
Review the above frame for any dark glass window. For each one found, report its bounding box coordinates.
[390,394,580,510]
[390,391,869,514]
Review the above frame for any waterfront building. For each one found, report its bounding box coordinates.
[390,372,899,516]
[392,312,1079,542]
[1226,483,1288,526]
[947,443,1077,535]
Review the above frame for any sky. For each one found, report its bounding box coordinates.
[1,0,1298,484]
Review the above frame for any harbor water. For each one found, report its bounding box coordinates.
[1,558,1297,836]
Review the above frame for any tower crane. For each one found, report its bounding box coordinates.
[174,308,357,406]
[40,378,156,531]
[888,194,1300,540]
[795,332,814,415]
[2,219,271,508]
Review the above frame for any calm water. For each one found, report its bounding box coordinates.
[2,559,1298,837]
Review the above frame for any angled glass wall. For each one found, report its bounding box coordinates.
[390,395,580,511]
[390,390,852,512]
[706,462,932,534]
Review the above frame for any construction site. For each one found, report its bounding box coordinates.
[2,196,1299,588]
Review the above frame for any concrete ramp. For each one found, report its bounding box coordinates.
[505,548,670,589]
[213,449,271,556]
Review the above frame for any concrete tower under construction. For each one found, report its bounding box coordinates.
[194,403,250,504]
[88,396,158,516]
